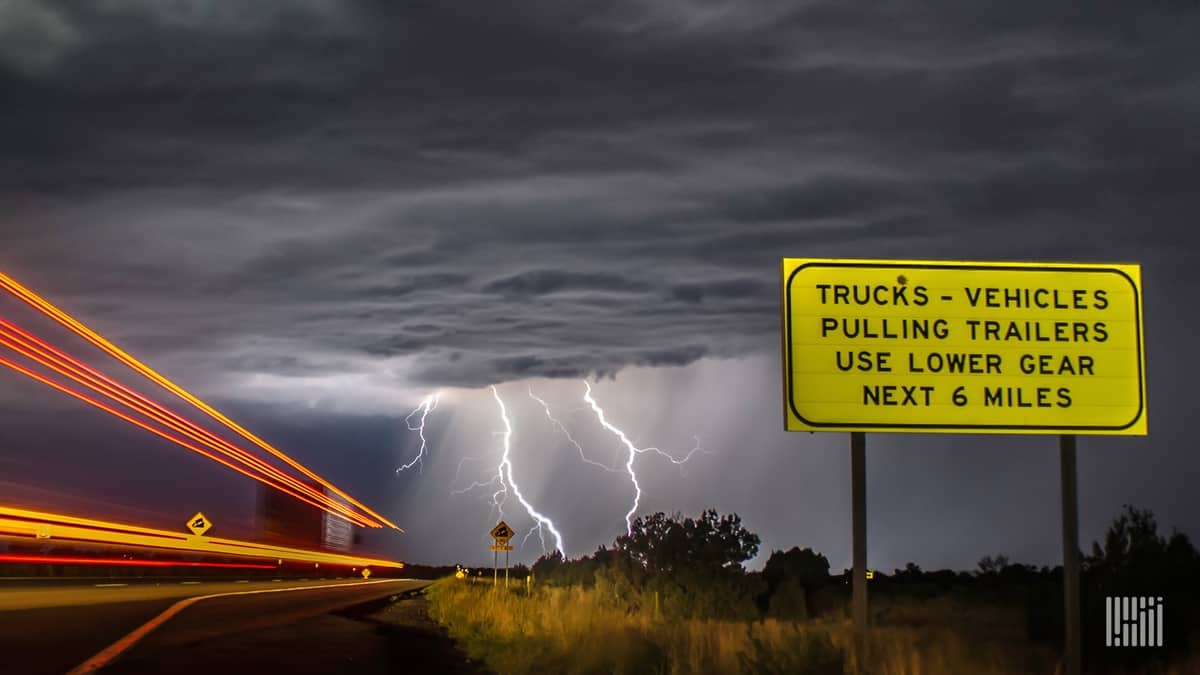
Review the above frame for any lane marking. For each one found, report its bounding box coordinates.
[180,581,201,585]
[234,580,249,583]
[65,578,405,674]
[94,584,128,588]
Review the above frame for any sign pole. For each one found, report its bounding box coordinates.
[851,431,869,675]
[493,547,498,587]
[505,549,510,588]
[1060,434,1081,675]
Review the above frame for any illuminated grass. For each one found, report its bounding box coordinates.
[428,578,1199,675]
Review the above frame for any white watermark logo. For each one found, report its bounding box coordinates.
[1106,596,1164,647]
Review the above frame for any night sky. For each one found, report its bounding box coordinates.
[1,1,1197,572]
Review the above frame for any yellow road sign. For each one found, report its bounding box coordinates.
[186,512,212,536]
[490,544,514,552]
[490,520,514,542]
[782,258,1146,434]
[362,568,371,579]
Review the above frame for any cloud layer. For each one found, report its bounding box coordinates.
[1,0,1197,569]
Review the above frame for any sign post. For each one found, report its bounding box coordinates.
[1061,434,1081,675]
[490,521,514,588]
[781,258,1147,675]
[850,431,868,672]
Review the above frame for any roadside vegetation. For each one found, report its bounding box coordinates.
[428,506,1199,675]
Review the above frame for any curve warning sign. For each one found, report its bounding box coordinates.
[781,258,1146,435]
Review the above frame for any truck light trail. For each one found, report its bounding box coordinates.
[0,505,406,569]
[0,554,277,569]
[0,352,373,527]
[0,271,398,530]
[0,320,376,527]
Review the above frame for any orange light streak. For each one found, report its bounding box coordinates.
[0,353,372,526]
[0,320,375,528]
[0,505,405,569]
[0,272,399,530]
[0,554,276,569]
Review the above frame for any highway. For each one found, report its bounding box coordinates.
[0,577,428,675]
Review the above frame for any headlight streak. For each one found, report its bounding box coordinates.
[0,504,406,569]
[0,271,398,530]
[0,351,373,527]
[0,319,375,528]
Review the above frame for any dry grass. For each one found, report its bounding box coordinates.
[427,579,1196,675]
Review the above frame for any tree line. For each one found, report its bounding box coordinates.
[523,505,1198,671]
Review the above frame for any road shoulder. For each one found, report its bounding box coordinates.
[105,585,492,675]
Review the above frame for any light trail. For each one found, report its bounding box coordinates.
[0,353,375,527]
[0,271,398,530]
[529,386,620,472]
[0,320,376,528]
[0,505,405,569]
[582,380,707,534]
[396,394,440,474]
[491,385,565,555]
[0,554,277,569]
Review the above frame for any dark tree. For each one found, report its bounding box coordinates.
[615,510,760,576]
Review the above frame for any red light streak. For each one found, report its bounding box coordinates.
[0,320,375,528]
[0,272,399,530]
[0,353,370,526]
[0,504,406,569]
[0,554,277,569]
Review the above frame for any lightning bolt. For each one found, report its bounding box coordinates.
[582,380,706,535]
[395,394,440,474]
[529,386,620,472]
[492,385,565,555]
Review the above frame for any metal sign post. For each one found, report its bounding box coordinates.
[780,258,1148,675]
[1061,434,1081,675]
[489,521,514,589]
[851,432,868,674]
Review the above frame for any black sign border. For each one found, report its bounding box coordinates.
[782,260,1145,432]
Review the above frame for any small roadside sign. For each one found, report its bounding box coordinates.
[362,568,371,579]
[186,512,212,536]
[490,544,514,552]
[490,521,514,542]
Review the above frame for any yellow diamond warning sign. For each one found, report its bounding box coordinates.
[186,512,212,536]
[490,521,514,542]
[781,258,1146,435]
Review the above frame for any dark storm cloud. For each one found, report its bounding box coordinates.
[1,0,1199,569]
[482,270,650,297]
[0,0,1195,387]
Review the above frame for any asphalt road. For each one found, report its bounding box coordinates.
[0,577,427,675]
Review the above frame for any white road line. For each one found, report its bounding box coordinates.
[180,581,201,585]
[66,579,403,674]
[93,584,128,588]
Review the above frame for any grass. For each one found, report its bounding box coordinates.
[427,578,1198,675]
